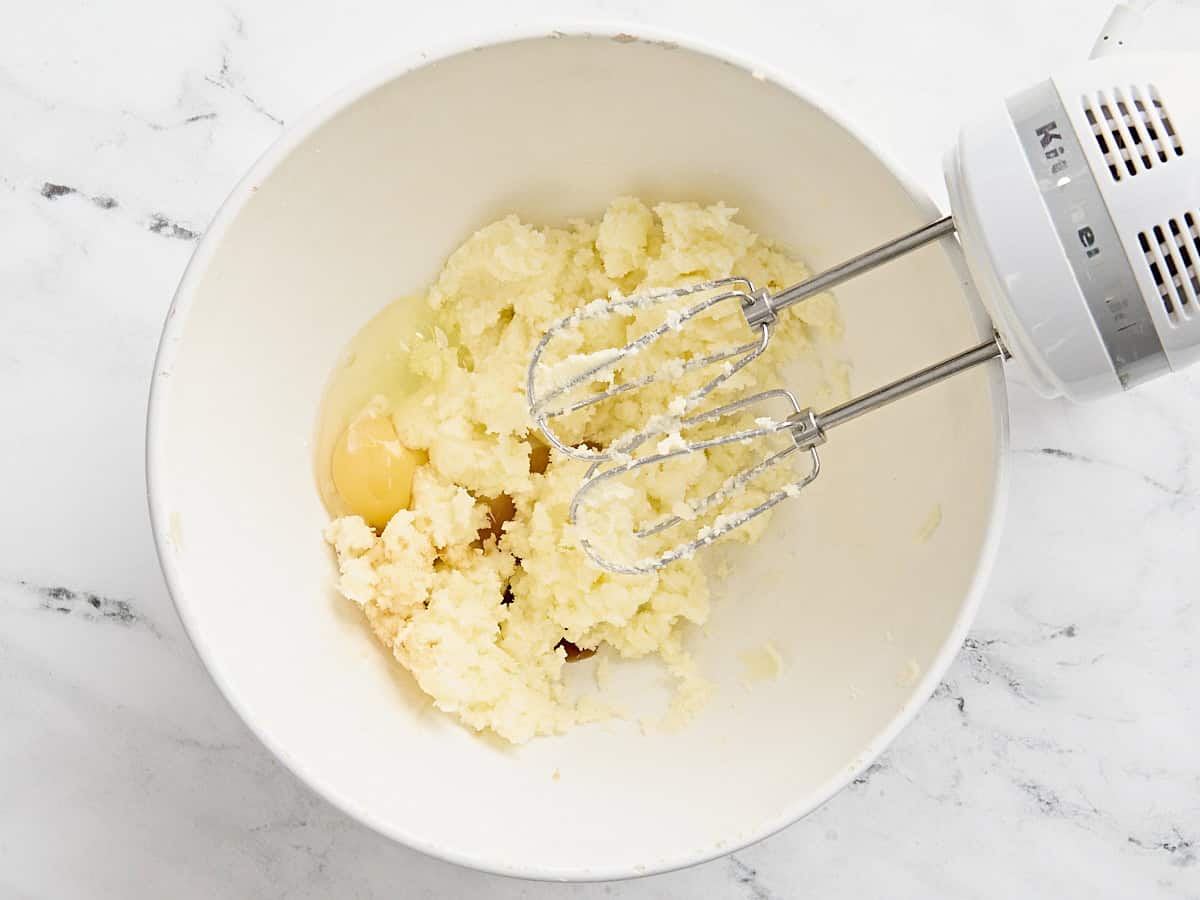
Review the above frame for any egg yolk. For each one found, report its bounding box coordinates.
[331,409,424,530]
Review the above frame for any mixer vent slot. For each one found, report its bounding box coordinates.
[1083,85,1183,181]
[1138,213,1200,323]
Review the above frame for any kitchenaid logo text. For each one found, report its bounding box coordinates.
[1077,226,1101,258]
[1035,120,1102,260]
[1035,120,1069,173]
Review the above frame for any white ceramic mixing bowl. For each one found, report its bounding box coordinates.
[147,27,1008,880]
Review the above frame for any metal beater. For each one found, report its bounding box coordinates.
[528,49,1200,573]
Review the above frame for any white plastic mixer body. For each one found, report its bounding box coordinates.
[947,51,1200,400]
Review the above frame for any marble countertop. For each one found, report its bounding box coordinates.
[4,0,1199,896]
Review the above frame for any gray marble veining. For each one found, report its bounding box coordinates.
[3,0,1198,896]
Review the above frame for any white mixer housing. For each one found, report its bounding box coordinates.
[945,51,1200,400]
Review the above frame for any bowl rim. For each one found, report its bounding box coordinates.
[146,20,1010,882]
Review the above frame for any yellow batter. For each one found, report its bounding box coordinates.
[321,198,844,744]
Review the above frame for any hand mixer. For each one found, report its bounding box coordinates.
[527,49,1200,575]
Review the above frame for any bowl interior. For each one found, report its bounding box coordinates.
[150,33,1005,878]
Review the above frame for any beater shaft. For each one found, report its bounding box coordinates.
[742,216,957,327]
[788,336,1005,449]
